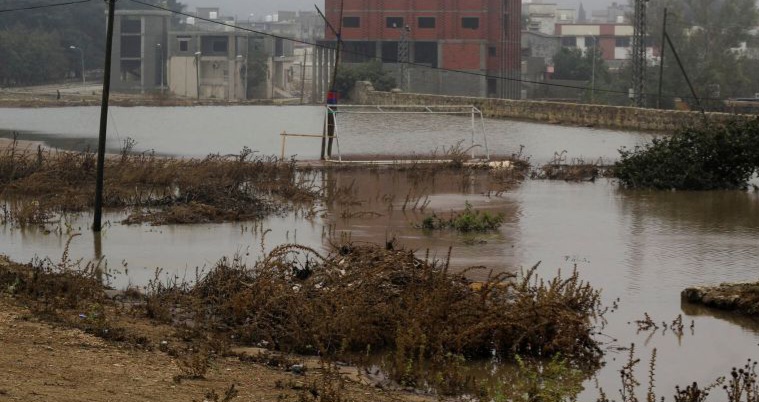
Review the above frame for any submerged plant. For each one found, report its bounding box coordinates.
[615,118,759,190]
[419,201,505,232]
[492,354,588,402]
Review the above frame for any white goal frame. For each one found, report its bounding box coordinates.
[324,104,490,163]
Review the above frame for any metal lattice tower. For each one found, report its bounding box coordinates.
[398,25,410,91]
[631,0,648,107]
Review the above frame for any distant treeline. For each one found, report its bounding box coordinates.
[0,0,183,87]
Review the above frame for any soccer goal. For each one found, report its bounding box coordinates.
[322,104,490,163]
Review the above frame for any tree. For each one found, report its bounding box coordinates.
[0,0,107,78]
[552,47,609,82]
[578,3,587,23]
[0,26,68,86]
[334,60,396,98]
[0,0,187,86]
[645,0,759,105]
[246,37,269,98]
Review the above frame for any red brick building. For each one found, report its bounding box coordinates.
[324,0,521,98]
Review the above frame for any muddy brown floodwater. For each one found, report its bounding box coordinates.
[4,172,759,399]
[2,106,759,400]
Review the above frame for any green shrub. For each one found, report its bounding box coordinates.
[334,60,396,98]
[419,202,504,232]
[615,118,759,190]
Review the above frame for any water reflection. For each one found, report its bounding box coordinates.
[681,300,759,336]
[323,169,521,279]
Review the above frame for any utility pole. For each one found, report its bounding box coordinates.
[631,0,649,107]
[93,0,116,232]
[316,1,344,160]
[397,24,411,91]
[590,35,597,103]
[156,43,164,94]
[657,8,668,109]
[665,32,703,113]
[300,48,308,104]
[194,51,201,99]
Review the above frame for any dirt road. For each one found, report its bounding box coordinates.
[0,295,429,402]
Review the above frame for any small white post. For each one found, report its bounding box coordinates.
[280,131,287,160]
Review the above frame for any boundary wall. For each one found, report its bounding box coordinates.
[351,81,754,132]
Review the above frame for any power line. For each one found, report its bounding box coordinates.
[126,0,734,103]
[0,0,738,104]
[0,0,91,13]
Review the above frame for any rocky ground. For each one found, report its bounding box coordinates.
[682,282,759,316]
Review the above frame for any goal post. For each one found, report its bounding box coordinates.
[324,104,490,163]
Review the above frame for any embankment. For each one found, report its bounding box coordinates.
[682,282,759,316]
[351,81,754,132]
[0,93,278,108]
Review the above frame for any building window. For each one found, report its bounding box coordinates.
[343,16,360,28]
[418,17,435,28]
[561,36,577,47]
[275,38,284,57]
[121,18,141,34]
[414,42,437,66]
[120,36,141,58]
[616,37,631,47]
[488,78,497,96]
[585,36,597,47]
[178,38,190,52]
[202,36,230,55]
[462,17,479,29]
[382,41,399,62]
[489,46,497,57]
[386,17,404,28]
[213,39,227,53]
[342,41,376,63]
[120,60,141,82]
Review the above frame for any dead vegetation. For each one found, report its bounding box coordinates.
[532,151,611,181]
[0,237,605,399]
[0,134,533,228]
[598,344,759,402]
[142,241,606,394]
[0,138,318,226]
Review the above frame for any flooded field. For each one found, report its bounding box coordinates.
[0,106,654,164]
[1,106,758,399]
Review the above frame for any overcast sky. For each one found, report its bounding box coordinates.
[179,0,623,20]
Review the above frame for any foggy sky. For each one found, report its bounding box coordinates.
[179,0,626,20]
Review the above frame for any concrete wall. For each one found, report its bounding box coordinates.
[351,81,755,132]
[169,56,199,98]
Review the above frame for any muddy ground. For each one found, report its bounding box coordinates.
[0,294,432,402]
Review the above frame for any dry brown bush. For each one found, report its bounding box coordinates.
[0,143,318,226]
[147,242,605,378]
